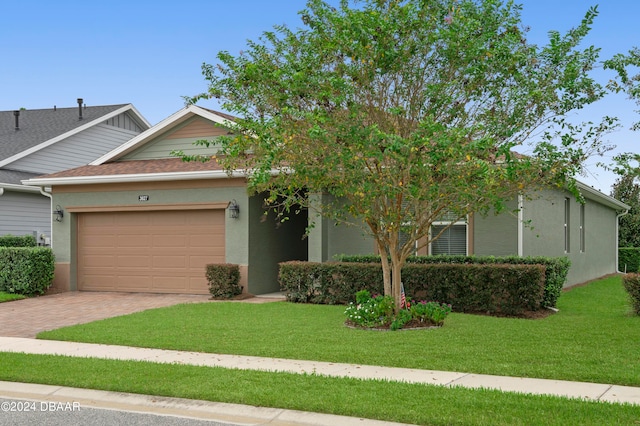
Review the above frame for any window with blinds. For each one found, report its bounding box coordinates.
[430,223,467,255]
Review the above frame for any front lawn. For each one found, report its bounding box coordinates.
[0,352,638,426]
[37,275,640,386]
[0,292,25,303]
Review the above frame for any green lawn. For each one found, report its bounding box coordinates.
[38,275,640,386]
[1,352,638,426]
[0,292,25,303]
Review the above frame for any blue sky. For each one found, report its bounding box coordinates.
[0,1,638,193]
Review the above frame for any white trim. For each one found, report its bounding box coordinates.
[577,181,629,211]
[0,105,148,169]
[90,105,236,165]
[517,195,524,257]
[21,169,252,186]
[0,183,44,193]
[429,219,468,256]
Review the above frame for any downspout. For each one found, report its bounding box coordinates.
[39,187,53,247]
[616,209,629,273]
[517,195,524,257]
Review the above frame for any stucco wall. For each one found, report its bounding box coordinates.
[522,189,619,286]
[307,193,374,262]
[472,199,519,256]
[248,194,308,294]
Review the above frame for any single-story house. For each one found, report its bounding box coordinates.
[0,100,150,244]
[23,105,629,294]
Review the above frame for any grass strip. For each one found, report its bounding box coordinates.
[38,276,640,386]
[0,292,25,303]
[0,352,638,426]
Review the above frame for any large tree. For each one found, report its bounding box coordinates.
[182,0,616,310]
[611,174,640,248]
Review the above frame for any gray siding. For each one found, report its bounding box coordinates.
[122,136,223,161]
[104,112,144,132]
[8,124,141,174]
[0,191,50,241]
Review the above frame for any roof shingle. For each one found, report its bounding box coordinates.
[0,104,129,160]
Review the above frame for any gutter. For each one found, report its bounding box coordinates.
[21,168,287,187]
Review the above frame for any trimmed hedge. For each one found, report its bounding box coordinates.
[0,247,54,295]
[622,273,640,315]
[337,254,569,308]
[279,261,546,315]
[0,234,37,247]
[206,264,242,299]
[619,248,640,273]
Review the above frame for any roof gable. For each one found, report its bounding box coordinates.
[120,116,229,161]
[90,105,234,165]
[0,104,150,168]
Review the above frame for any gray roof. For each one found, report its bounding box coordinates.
[0,169,39,185]
[0,104,128,160]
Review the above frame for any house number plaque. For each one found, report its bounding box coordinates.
[138,195,150,202]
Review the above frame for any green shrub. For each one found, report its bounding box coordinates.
[0,247,54,295]
[622,273,640,315]
[410,301,452,325]
[337,254,569,308]
[0,234,37,247]
[619,248,640,273]
[279,261,384,304]
[280,261,546,315]
[205,264,242,299]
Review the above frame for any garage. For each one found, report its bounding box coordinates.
[77,209,225,294]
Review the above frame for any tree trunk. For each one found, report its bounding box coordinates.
[390,252,403,313]
[378,239,392,296]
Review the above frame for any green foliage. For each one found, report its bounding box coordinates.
[622,273,640,315]
[410,301,452,325]
[279,261,384,304]
[345,291,451,330]
[280,261,546,315]
[337,254,569,308]
[0,247,54,295]
[619,248,640,273]
[604,46,640,132]
[611,174,640,247]
[0,234,37,247]
[205,264,242,299]
[186,0,616,308]
[345,292,395,328]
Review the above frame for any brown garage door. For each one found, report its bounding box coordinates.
[77,209,224,294]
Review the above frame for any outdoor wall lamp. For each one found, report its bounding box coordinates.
[228,200,240,219]
[53,205,64,222]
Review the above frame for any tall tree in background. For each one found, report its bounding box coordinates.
[612,174,640,248]
[182,0,617,311]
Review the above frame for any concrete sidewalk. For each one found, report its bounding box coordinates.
[0,336,639,424]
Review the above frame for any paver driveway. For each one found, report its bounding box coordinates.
[0,292,212,338]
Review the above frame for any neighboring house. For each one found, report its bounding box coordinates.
[23,105,629,295]
[0,100,150,244]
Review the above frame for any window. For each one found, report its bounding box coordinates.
[564,197,570,253]
[579,203,585,253]
[430,215,468,255]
